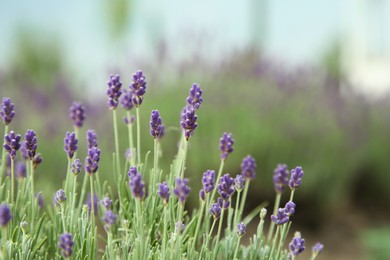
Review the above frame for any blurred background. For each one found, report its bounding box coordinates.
[1,1,390,259]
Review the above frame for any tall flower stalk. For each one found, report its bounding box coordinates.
[0,98,14,179]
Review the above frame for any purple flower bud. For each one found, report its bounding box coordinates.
[129,169,145,199]
[123,115,135,125]
[0,203,12,227]
[241,155,257,180]
[217,173,235,200]
[173,178,191,203]
[35,192,44,209]
[289,166,304,190]
[130,70,146,107]
[85,147,100,175]
[20,146,29,160]
[107,74,123,109]
[128,166,138,178]
[234,174,245,192]
[1,98,15,125]
[219,132,234,160]
[199,189,205,201]
[4,131,21,159]
[100,197,113,210]
[284,201,296,216]
[180,107,198,140]
[210,203,221,219]
[69,101,85,128]
[237,222,246,236]
[312,242,324,255]
[24,129,37,160]
[202,170,215,194]
[217,197,230,209]
[59,233,74,258]
[16,162,26,179]
[86,129,98,150]
[175,221,185,234]
[71,159,82,175]
[102,210,117,229]
[273,164,289,194]
[186,83,203,110]
[64,132,78,159]
[271,208,289,225]
[121,90,134,110]
[288,232,305,257]
[32,153,43,169]
[150,110,165,140]
[85,193,98,214]
[55,189,67,204]
[158,182,170,204]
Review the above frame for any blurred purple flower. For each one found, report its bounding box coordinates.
[85,147,100,175]
[288,232,305,258]
[86,129,98,149]
[241,155,257,180]
[150,110,164,140]
[63,132,78,159]
[69,101,86,128]
[158,182,170,205]
[217,173,234,201]
[71,159,82,175]
[0,97,15,125]
[186,83,203,110]
[271,208,289,225]
[129,169,145,199]
[100,197,113,210]
[85,193,98,214]
[0,203,12,226]
[16,162,26,179]
[273,164,289,194]
[59,233,74,258]
[237,222,246,236]
[289,166,304,190]
[173,178,190,203]
[121,90,134,110]
[210,203,221,219]
[234,174,245,192]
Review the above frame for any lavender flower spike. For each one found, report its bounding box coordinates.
[270,208,289,225]
[173,177,191,203]
[312,242,324,256]
[55,189,67,204]
[59,233,74,258]
[102,210,117,230]
[234,174,245,192]
[71,159,82,175]
[210,203,221,219]
[0,97,15,125]
[289,166,304,190]
[219,132,234,160]
[4,131,22,159]
[24,129,37,160]
[16,162,27,179]
[86,193,98,214]
[273,164,289,194]
[69,101,85,128]
[150,110,165,140]
[85,147,100,175]
[63,132,78,159]
[86,129,98,149]
[33,153,43,169]
[129,169,145,199]
[107,74,123,109]
[158,182,170,205]
[0,203,12,226]
[101,197,113,210]
[237,222,246,236]
[201,170,216,194]
[180,107,198,140]
[288,232,306,258]
[186,83,203,110]
[284,201,296,216]
[121,90,134,110]
[217,173,235,201]
[130,70,147,107]
[241,155,257,180]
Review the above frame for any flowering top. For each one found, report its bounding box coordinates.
[55,189,67,204]
[59,233,74,258]
[4,131,21,159]
[100,197,113,210]
[71,159,82,175]
[234,174,245,192]
[173,177,191,203]
[237,222,246,236]
[284,201,296,216]
[128,168,145,199]
[0,97,15,125]
[0,203,12,227]
[241,155,257,180]
[33,154,43,169]
[86,129,98,149]
[86,193,98,214]
[200,170,216,200]
[69,101,85,128]
[102,210,117,229]
[63,132,78,159]
[210,203,221,219]
[217,173,235,200]
[186,83,203,110]
[289,166,304,190]
[158,182,170,205]
[219,132,234,160]
[24,129,37,160]
[16,162,27,179]
[121,90,134,110]
[273,164,289,194]
[107,74,123,109]
[130,70,146,107]
[128,166,138,178]
[271,208,289,225]
[288,232,306,258]
[312,242,324,256]
[85,147,100,175]
[150,110,164,140]
[180,107,198,140]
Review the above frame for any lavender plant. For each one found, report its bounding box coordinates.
[0,71,324,260]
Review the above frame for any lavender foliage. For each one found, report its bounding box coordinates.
[219,132,234,160]
[69,101,85,128]
[0,97,15,125]
[4,131,21,159]
[107,74,123,109]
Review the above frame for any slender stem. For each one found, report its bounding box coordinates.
[267,193,281,241]
[214,207,226,253]
[64,159,71,197]
[233,236,242,260]
[90,175,95,228]
[208,160,225,209]
[162,205,168,259]
[0,125,9,181]
[269,225,280,259]
[60,204,66,232]
[275,223,289,260]
[238,180,250,222]
[10,157,15,203]
[136,107,141,167]
[30,159,35,230]
[135,198,143,259]
[192,198,206,249]
[126,111,135,166]
[179,140,188,179]
[289,189,295,202]
[206,218,217,249]
[152,139,158,191]
[233,191,241,230]
[113,109,121,180]
[77,173,88,210]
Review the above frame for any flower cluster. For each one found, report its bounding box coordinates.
[217,174,234,209]
[219,132,234,160]
[128,167,145,199]
[180,107,198,140]
[186,83,203,110]
[59,233,74,258]
[199,170,215,200]
[130,70,146,107]
[107,74,123,109]
[85,147,100,175]
[24,129,38,160]
[173,177,191,203]
[0,204,12,227]
[289,166,304,189]
[158,182,170,205]
[0,97,15,125]
[273,164,289,194]
[4,131,21,159]
[69,101,86,128]
[64,132,78,159]
[150,110,164,140]
[241,155,257,180]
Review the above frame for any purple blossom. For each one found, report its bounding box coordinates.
[175,221,185,234]
[129,70,146,107]
[85,147,100,175]
[102,210,117,230]
[106,74,123,109]
[4,131,21,159]
[284,201,296,216]
[86,129,98,149]
[35,192,44,209]
[123,115,135,125]
[128,166,138,178]
[173,178,191,203]
[288,232,306,258]
[271,208,289,225]
[121,90,134,110]
[0,203,12,226]
[273,164,289,194]
[180,107,198,140]
[129,169,145,199]
[16,162,26,179]
[24,129,37,160]
[85,193,98,214]
[55,189,67,204]
[59,233,74,258]
[186,83,203,110]
[69,101,86,128]
[202,170,215,194]
[150,110,164,140]
[237,222,246,236]
[289,166,304,190]
[20,146,29,160]
[234,174,245,192]
[0,97,15,125]
[312,242,324,255]
[158,182,170,204]
[219,132,234,160]
[33,153,43,169]
[63,132,78,159]
[210,203,221,219]
[217,197,230,210]
[217,173,235,201]
[100,197,113,210]
[241,155,257,180]
[71,159,82,175]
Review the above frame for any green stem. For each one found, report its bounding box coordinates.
[267,193,281,242]
[113,109,121,180]
[192,198,206,249]
[60,204,66,232]
[204,218,217,251]
[30,159,35,231]
[136,107,141,167]
[179,140,188,179]
[10,158,15,204]
[233,191,241,231]
[275,223,289,260]
[0,125,9,181]
[162,205,168,259]
[77,173,88,211]
[208,160,225,210]
[126,111,135,166]
[214,207,226,255]
[269,225,280,259]
[135,198,143,259]
[289,189,295,202]
[90,175,95,229]
[152,139,158,191]
[238,180,250,222]
[233,236,242,260]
